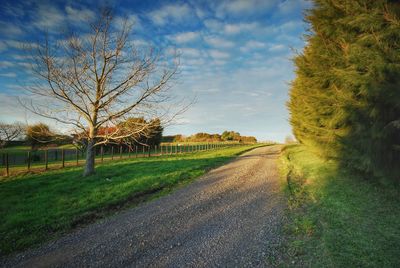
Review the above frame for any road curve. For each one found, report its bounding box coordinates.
[2,145,285,268]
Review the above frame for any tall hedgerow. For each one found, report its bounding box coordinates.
[289,0,400,180]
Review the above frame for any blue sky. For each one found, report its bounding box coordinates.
[0,0,309,142]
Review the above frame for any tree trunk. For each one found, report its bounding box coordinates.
[83,138,96,176]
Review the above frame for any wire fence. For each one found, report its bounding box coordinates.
[1,142,246,177]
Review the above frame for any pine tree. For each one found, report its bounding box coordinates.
[289,0,400,180]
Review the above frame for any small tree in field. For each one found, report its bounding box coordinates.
[0,122,24,148]
[24,9,180,176]
[25,123,54,149]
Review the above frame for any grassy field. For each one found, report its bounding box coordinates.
[279,145,400,267]
[0,143,236,176]
[0,144,260,256]
[0,146,31,153]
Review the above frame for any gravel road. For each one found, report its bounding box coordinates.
[2,145,285,268]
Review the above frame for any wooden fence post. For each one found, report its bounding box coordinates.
[5,153,9,177]
[61,149,65,168]
[45,150,48,170]
[148,146,151,157]
[76,148,79,166]
[128,146,131,158]
[135,146,138,158]
[27,151,31,171]
[111,146,114,160]
[101,146,104,163]
[120,145,123,159]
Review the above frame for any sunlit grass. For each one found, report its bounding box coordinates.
[279,145,400,267]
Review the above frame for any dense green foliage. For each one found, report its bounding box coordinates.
[289,0,400,180]
[117,117,163,146]
[170,131,257,143]
[74,117,163,148]
[279,145,400,266]
[0,144,259,255]
[25,123,55,149]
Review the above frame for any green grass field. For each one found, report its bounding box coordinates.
[0,144,260,256]
[279,145,400,267]
[0,143,237,176]
[0,146,31,154]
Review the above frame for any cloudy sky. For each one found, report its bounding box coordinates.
[0,0,309,142]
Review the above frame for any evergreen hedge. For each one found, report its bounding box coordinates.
[289,0,400,180]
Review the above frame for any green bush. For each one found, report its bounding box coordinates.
[289,0,400,180]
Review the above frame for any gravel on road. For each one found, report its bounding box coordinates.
[1,145,286,268]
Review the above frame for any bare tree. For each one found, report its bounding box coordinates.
[0,122,24,148]
[23,9,182,176]
[25,123,56,149]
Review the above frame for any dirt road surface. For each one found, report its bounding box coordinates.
[2,145,285,267]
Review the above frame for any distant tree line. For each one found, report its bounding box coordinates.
[164,131,257,143]
[0,117,163,150]
[289,0,400,180]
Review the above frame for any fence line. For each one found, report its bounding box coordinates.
[1,142,249,177]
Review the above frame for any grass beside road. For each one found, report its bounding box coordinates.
[0,144,261,256]
[279,144,400,267]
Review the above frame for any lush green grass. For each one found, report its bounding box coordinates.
[279,145,400,267]
[0,146,31,153]
[0,144,260,256]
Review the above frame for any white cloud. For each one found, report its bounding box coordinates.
[278,0,309,14]
[65,6,95,24]
[194,6,207,18]
[213,59,228,65]
[209,50,230,59]
[204,36,234,48]
[32,4,65,31]
[149,3,192,26]
[2,3,26,17]
[240,40,266,52]
[4,40,24,49]
[269,44,286,52]
[224,22,259,35]
[0,42,7,52]
[0,72,17,78]
[128,39,150,47]
[193,87,220,93]
[0,22,24,36]
[178,48,203,57]
[168,31,200,43]
[216,0,277,17]
[3,40,37,50]
[278,20,301,32]
[247,40,265,48]
[203,19,223,32]
[0,61,15,68]
[115,14,141,31]
[12,54,31,60]
[183,58,206,66]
